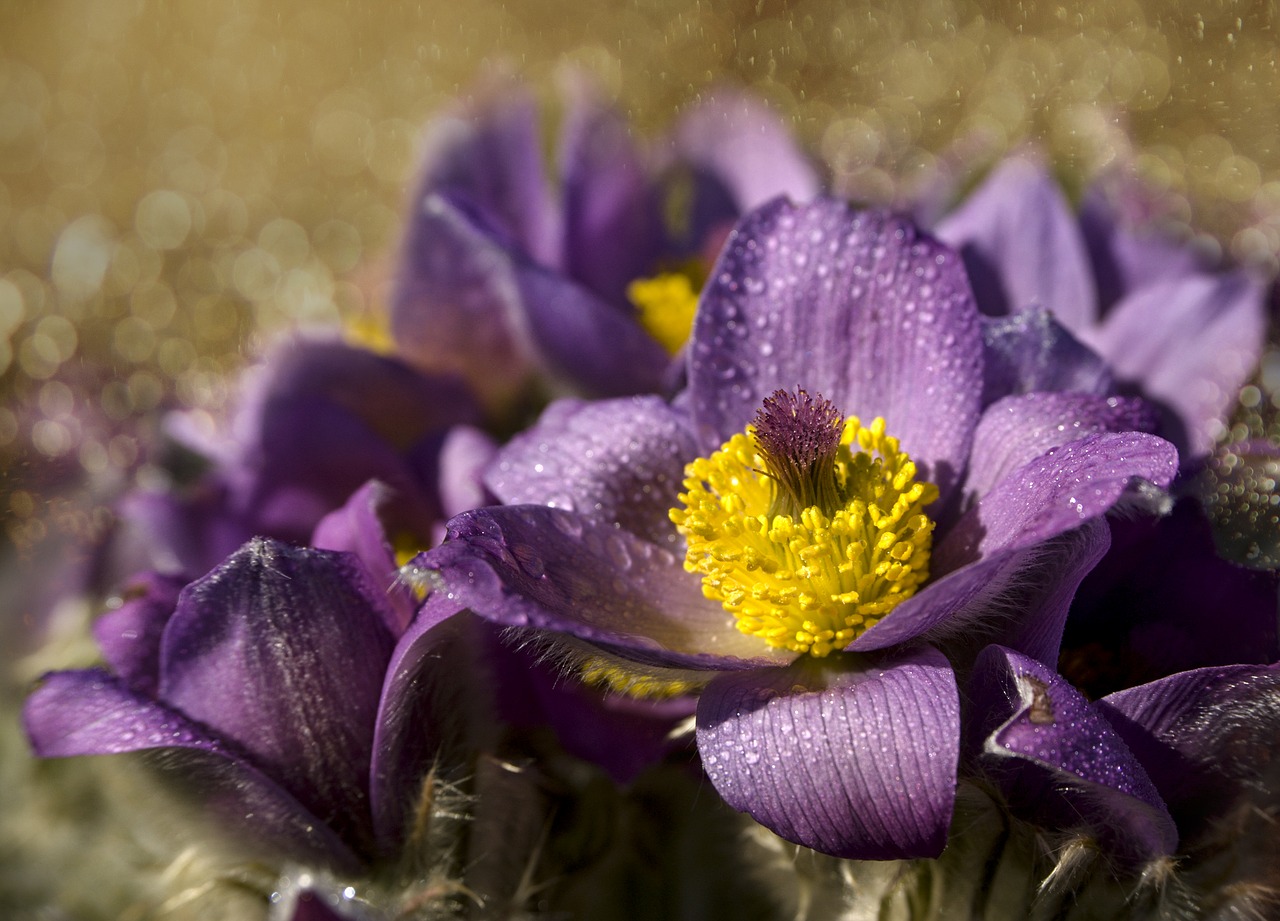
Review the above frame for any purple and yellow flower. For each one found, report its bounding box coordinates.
[423,196,1178,859]
[935,156,1267,460]
[390,79,819,410]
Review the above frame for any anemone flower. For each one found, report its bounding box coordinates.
[391,79,820,410]
[422,196,1178,859]
[934,156,1267,460]
[22,533,479,875]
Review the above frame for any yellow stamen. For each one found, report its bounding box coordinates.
[670,415,938,657]
[626,270,700,356]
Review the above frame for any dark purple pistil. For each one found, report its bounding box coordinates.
[752,388,846,518]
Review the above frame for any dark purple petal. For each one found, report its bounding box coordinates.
[433,506,792,669]
[158,539,398,853]
[971,646,1178,865]
[515,261,671,398]
[849,520,1107,657]
[1063,499,1280,697]
[672,87,819,212]
[559,77,664,306]
[1082,271,1267,458]
[23,669,362,872]
[696,647,958,858]
[406,83,559,267]
[484,396,697,545]
[935,157,1097,330]
[965,392,1158,503]
[370,594,486,851]
[690,199,983,503]
[92,572,186,695]
[391,193,540,407]
[111,480,249,580]
[979,310,1114,406]
[1097,663,1280,839]
[937,431,1177,572]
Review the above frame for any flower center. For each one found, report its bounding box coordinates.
[626,268,700,356]
[670,389,939,657]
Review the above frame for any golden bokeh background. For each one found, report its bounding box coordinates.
[2,0,1279,551]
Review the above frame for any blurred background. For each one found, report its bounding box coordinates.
[1,0,1278,571]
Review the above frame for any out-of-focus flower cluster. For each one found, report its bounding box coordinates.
[15,80,1280,920]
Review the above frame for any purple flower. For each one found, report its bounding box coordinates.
[22,536,480,874]
[935,156,1267,460]
[423,197,1178,859]
[391,78,819,410]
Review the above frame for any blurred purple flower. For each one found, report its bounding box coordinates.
[935,156,1267,460]
[422,197,1178,859]
[23,536,480,873]
[391,78,819,410]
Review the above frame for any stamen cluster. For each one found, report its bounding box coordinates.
[671,393,939,656]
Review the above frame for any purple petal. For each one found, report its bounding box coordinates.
[23,669,362,872]
[433,506,792,669]
[690,199,983,503]
[964,392,1158,503]
[1078,178,1203,312]
[515,261,671,398]
[1098,663,1280,837]
[370,594,484,851]
[1081,271,1267,458]
[158,539,398,853]
[310,480,418,636]
[437,425,499,519]
[672,87,819,212]
[849,520,1107,657]
[971,646,1178,865]
[484,396,697,545]
[391,193,540,407]
[92,571,186,695]
[696,646,959,858]
[935,156,1098,330]
[979,310,1114,406]
[559,76,664,306]
[937,431,1177,572]
[406,83,558,267]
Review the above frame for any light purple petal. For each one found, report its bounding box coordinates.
[390,192,540,408]
[515,261,671,398]
[371,594,485,851]
[437,424,499,519]
[158,539,397,853]
[310,480,418,636]
[672,87,819,212]
[972,646,1178,864]
[433,506,792,669]
[23,669,363,872]
[484,396,697,545]
[965,392,1158,503]
[559,76,664,306]
[696,647,958,858]
[407,83,559,267]
[979,310,1114,406]
[935,156,1098,330]
[92,571,186,695]
[690,199,983,503]
[1081,271,1267,458]
[937,431,1178,572]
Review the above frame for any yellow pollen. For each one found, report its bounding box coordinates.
[626,270,700,355]
[669,415,939,657]
[343,306,396,355]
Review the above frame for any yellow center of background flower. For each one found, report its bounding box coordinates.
[671,413,938,657]
[626,270,700,356]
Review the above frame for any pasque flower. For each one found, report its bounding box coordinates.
[935,156,1267,460]
[424,196,1179,859]
[390,78,819,410]
[22,533,479,874]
